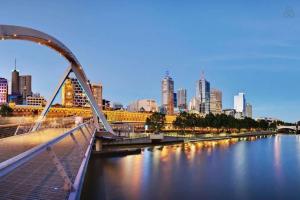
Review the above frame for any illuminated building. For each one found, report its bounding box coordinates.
[127,99,158,112]
[210,88,222,115]
[0,78,8,104]
[62,78,74,107]
[26,94,46,106]
[161,71,174,115]
[177,88,187,110]
[91,83,102,111]
[62,78,89,107]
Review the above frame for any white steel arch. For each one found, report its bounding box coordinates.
[0,25,114,134]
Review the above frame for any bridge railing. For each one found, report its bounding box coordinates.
[0,119,96,200]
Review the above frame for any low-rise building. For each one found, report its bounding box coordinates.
[0,78,8,104]
[127,99,158,112]
[26,94,47,106]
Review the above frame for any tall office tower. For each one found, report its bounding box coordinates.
[11,64,20,95]
[62,78,74,107]
[161,71,174,115]
[177,88,187,110]
[234,92,246,115]
[210,88,222,115]
[196,72,210,114]
[19,75,32,102]
[246,103,253,118]
[0,78,8,104]
[91,83,103,111]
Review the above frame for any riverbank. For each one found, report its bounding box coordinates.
[94,131,276,157]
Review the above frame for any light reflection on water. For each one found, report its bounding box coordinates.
[82,135,300,200]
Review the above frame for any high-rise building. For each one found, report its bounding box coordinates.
[246,103,253,118]
[210,88,222,115]
[161,72,174,115]
[196,72,210,114]
[0,78,8,104]
[19,75,32,102]
[177,88,187,110]
[62,78,89,107]
[234,92,246,115]
[127,99,158,112]
[91,83,103,111]
[173,93,177,108]
[11,65,20,95]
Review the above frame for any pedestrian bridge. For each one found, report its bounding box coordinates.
[0,120,97,199]
[0,24,115,199]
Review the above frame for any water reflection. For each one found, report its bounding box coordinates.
[82,135,300,200]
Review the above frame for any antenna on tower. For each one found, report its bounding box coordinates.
[14,58,17,70]
[165,70,169,77]
[201,70,205,79]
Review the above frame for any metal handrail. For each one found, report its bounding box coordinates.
[0,121,92,178]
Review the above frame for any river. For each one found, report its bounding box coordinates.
[82,135,300,200]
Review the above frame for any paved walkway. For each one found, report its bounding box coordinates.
[0,126,93,200]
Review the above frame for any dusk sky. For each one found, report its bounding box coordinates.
[1,1,300,122]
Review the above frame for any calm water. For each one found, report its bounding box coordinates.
[82,135,300,200]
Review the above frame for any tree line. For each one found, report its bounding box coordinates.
[145,111,282,134]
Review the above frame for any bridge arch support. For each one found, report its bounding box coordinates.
[0,25,114,134]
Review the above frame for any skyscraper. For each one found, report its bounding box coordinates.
[246,103,253,118]
[11,64,20,95]
[0,78,8,104]
[91,83,103,111]
[234,92,246,115]
[19,75,32,102]
[161,71,174,115]
[196,72,210,114]
[177,88,187,110]
[210,88,222,115]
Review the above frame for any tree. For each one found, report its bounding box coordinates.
[173,112,190,134]
[145,112,166,134]
[0,104,13,116]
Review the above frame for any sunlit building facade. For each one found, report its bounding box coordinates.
[62,78,89,107]
[91,83,103,111]
[210,88,222,115]
[177,88,187,110]
[19,75,32,103]
[246,103,252,118]
[127,99,158,112]
[161,72,174,115]
[234,92,246,115]
[26,94,46,106]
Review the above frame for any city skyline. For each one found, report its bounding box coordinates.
[0,1,300,121]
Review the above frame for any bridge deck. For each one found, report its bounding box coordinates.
[0,125,94,200]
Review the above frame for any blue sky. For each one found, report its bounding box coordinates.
[0,1,300,122]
